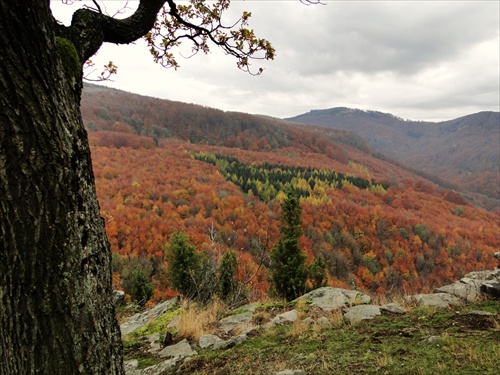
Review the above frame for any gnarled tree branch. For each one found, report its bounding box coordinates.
[55,0,168,63]
[53,0,275,77]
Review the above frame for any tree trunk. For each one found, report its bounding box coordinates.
[0,2,124,374]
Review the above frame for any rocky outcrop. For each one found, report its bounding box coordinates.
[410,254,500,306]
[120,297,178,336]
[411,293,462,308]
[296,287,371,311]
[122,259,499,375]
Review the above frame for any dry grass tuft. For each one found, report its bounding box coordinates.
[176,298,227,341]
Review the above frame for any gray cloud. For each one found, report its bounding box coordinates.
[51,1,499,121]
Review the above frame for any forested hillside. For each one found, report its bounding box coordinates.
[82,85,499,305]
[287,108,500,212]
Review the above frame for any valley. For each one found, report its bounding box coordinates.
[82,84,499,305]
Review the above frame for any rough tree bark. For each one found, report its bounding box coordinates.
[0,1,166,374]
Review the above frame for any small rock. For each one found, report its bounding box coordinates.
[274,370,307,375]
[297,287,371,312]
[343,305,381,324]
[120,297,178,336]
[435,281,481,302]
[264,309,298,328]
[148,332,160,344]
[199,334,225,350]
[219,311,253,334]
[113,290,126,307]
[158,339,197,359]
[422,335,442,344]
[380,303,406,315]
[222,334,247,349]
[141,357,181,375]
[411,293,462,308]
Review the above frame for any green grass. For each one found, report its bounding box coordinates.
[178,300,500,375]
[125,306,181,339]
[120,298,499,374]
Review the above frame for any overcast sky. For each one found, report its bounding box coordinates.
[51,1,499,122]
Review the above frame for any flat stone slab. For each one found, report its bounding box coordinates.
[380,303,406,315]
[411,293,462,308]
[343,305,381,324]
[265,309,298,328]
[141,357,182,375]
[199,334,225,350]
[297,287,370,311]
[434,280,482,302]
[219,311,253,334]
[158,339,197,359]
[120,297,178,336]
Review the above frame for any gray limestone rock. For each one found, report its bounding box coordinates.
[147,332,160,344]
[113,290,126,307]
[222,334,248,349]
[120,297,178,336]
[199,334,225,350]
[219,311,253,334]
[411,293,462,308]
[380,303,406,315]
[273,370,307,375]
[422,335,442,344]
[434,280,482,302]
[265,309,299,328]
[158,339,197,359]
[297,287,370,312]
[343,305,381,324]
[141,357,182,375]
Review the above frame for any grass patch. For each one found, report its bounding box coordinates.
[126,306,181,339]
[180,300,500,374]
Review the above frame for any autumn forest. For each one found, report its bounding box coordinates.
[82,84,499,305]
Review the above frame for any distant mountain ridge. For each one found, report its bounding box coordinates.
[287,108,500,212]
[81,84,498,212]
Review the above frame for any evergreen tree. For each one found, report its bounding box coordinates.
[165,231,199,299]
[308,255,328,290]
[269,189,307,301]
[218,250,238,301]
[127,268,154,308]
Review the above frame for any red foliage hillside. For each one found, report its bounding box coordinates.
[89,132,499,302]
